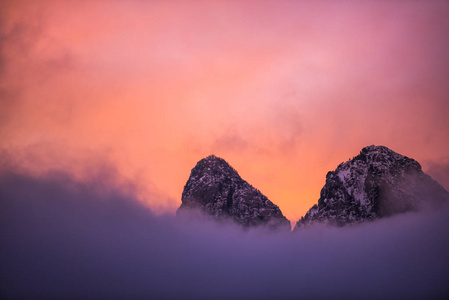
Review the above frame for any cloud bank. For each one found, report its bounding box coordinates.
[1,170,448,300]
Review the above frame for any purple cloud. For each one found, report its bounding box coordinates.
[1,169,448,299]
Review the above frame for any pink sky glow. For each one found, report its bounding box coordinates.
[1,0,449,221]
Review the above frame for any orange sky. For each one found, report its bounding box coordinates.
[1,0,449,221]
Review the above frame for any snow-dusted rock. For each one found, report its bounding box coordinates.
[295,145,449,228]
[178,155,290,229]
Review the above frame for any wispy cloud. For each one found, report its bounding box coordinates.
[425,157,449,191]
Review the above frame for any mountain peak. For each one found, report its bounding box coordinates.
[188,154,241,182]
[356,145,419,167]
[296,145,448,228]
[361,145,399,158]
[202,154,225,164]
[178,156,290,229]
[363,144,392,152]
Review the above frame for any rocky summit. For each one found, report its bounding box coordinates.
[177,155,290,229]
[295,145,449,228]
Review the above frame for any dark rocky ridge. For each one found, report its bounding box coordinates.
[295,145,449,228]
[178,155,290,229]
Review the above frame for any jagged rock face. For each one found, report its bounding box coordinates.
[296,145,449,228]
[178,155,290,229]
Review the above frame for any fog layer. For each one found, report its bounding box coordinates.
[1,171,448,300]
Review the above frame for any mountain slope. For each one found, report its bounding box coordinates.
[295,145,449,228]
[178,155,290,229]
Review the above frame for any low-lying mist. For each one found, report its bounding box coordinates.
[1,170,448,300]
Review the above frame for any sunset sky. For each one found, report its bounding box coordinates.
[1,0,449,221]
